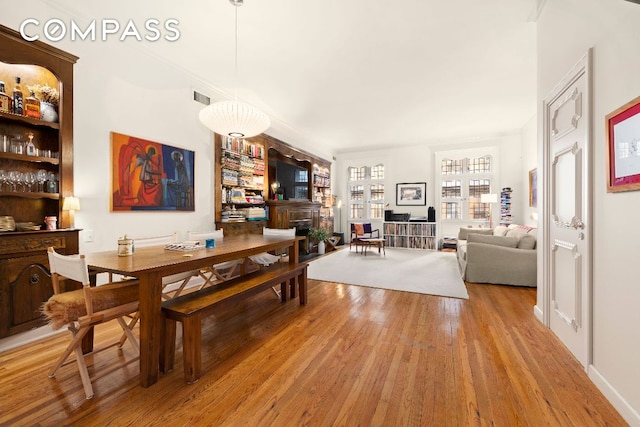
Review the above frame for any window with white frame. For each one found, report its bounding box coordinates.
[439,154,495,221]
[347,164,385,221]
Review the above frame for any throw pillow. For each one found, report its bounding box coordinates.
[458,227,493,240]
[467,233,518,248]
[354,223,364,236]
[506,228,527,240]
[493,225,509,236]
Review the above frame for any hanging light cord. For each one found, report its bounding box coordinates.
[234,3,238,103]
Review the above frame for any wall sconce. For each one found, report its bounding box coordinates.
[62,196,80,229]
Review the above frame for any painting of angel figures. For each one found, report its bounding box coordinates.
[111,132,195,211]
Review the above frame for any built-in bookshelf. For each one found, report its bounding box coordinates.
[383,221,436,250]
[220,137,265,203]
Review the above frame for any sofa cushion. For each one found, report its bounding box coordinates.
[517,234,537,249]
[458,227,493,241]
[505,228,537,249]
[468,233,518,248]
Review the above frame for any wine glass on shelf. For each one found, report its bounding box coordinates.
[24,171,36,192]
[8,170,18,192]
[14,171,25,192]
[36,169,47,192]
[0,170,7,192]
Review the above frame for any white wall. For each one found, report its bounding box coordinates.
[335,133,525,243]
[521,115,538,228]
[537,0,640,423]
[335,145,434,238]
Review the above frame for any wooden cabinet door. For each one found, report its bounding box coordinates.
[0,254,53,337]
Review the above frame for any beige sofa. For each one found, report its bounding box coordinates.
[456,225,537,287]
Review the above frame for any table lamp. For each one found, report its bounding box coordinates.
[62,196,80,229]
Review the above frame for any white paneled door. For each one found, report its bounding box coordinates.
[543,50,592,368]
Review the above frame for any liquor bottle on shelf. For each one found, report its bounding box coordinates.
[13,76,23,115]
[25,133,36,156]
[24,90,41,118]
[0,81,10,113]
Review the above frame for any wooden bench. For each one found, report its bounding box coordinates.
[160,262,308,383]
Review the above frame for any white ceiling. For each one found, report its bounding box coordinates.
[47,0,539,154]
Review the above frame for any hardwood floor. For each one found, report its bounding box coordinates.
[0,280,627,426]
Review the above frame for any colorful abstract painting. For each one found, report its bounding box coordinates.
[111,132,195,211]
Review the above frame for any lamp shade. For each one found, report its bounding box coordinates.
[62,196,80,211]
[480,193,498,203]
[199,100,270,138]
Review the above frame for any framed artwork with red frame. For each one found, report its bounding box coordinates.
[606,95,640,192]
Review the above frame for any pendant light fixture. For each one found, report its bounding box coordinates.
[199,0,270,138]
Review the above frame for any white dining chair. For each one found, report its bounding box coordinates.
[43,247,140,399]
[131,232,201,300]
[187,229,243,289]
[249,227,297,267]
[249,227,297,298]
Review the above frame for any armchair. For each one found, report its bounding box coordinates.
[350,223,380,253]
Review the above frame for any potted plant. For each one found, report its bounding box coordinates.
[309,227,331,254]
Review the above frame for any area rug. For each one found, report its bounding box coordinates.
[307,247,469,299]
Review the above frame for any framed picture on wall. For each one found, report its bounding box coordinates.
[605,95,640,192]
[111,132,195,211]
[396,182,426,206]
[529,168,537,207]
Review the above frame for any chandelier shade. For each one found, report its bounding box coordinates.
[199,100,270,138]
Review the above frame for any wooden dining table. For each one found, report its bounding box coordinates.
[84,233,301,388]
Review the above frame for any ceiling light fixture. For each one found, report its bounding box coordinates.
[198,0,270,138]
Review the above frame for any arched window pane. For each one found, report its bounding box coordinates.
[371,164,384,180]
[441,159,463,175]
[468,155,492,173]
[348,166,366,181]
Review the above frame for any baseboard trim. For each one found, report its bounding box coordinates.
[0,326,64,353]
[533,304,544,323]
[589,364,640,426]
